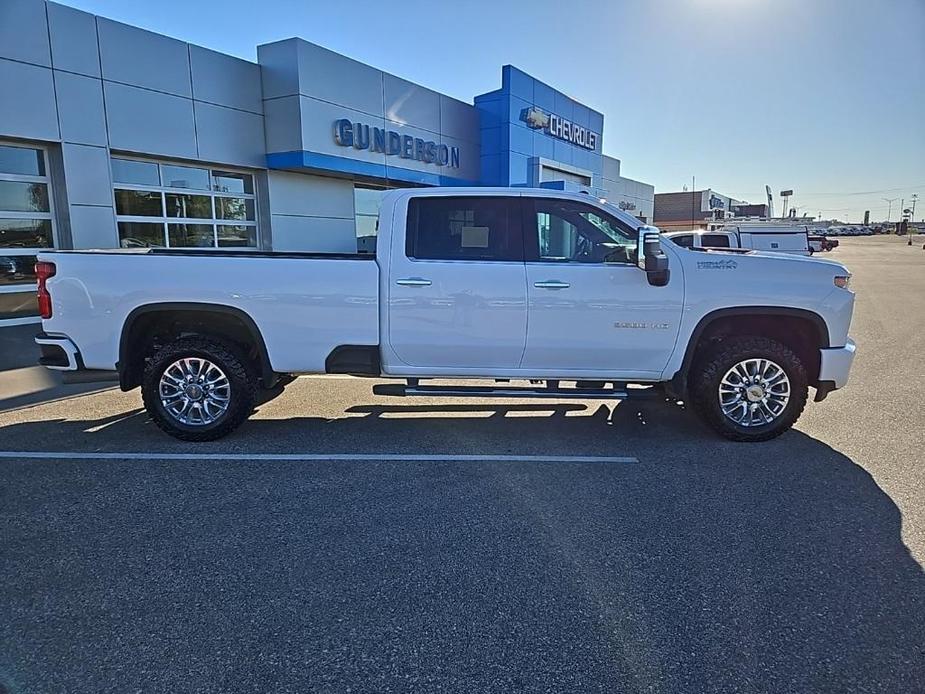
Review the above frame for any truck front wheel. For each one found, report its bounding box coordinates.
[141,336,256,441]
[690,336,808,442]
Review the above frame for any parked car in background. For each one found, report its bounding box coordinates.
[807,235,838,253]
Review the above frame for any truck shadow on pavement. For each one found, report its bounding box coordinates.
[1,397,923,691]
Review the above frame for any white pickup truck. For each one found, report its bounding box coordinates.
[665,225,812,255]
[665,223,814,255]
[34,188,856,442]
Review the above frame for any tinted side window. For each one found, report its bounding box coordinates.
[406,197,522,261]
[525,198,638,264]
[671,235,694,248]
[702,234,731,248]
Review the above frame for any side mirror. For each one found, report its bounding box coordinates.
[637,227,670,286]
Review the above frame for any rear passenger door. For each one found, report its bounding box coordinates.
[386,194,527,370]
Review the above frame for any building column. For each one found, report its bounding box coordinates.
[53,67,118,249]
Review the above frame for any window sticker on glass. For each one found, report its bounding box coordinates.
[461,226,490,248]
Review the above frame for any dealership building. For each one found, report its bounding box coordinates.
[0,0,654,325]
[653,189,759,232]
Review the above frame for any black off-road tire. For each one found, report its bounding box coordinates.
[690,336,808,442]
[141,336,257,441]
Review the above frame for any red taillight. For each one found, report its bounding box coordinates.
[35,261,56,319]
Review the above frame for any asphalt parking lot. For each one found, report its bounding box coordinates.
[1,236,923,693]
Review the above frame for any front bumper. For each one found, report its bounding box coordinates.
[818,337,857,391]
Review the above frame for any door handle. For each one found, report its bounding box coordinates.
[534,280,570,290]
[396,278,432,287]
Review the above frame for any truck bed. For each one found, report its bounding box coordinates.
[38,249,380,374]
[49,247,377,260]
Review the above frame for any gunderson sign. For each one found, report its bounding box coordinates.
[521,107,598,151]
[333,119,460,168]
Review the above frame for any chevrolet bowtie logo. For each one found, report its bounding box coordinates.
[521,107,550,130]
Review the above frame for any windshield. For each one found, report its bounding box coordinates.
[598,199,647,231]
[579,208,636,245]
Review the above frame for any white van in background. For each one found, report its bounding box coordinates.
[665,224,811,255]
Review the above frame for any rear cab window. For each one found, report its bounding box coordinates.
[670,234,694,248]
[406,196,522,261]
[701,234,731,248]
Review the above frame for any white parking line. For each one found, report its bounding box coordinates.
[0,451,638,463]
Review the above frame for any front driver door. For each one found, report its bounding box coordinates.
[520,197,683,377]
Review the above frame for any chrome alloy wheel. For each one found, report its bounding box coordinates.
[158,357,231,426]
[718,358,791,427]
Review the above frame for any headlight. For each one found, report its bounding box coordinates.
[834,275,851,289]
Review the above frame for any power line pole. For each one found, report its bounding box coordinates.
[882,197,898,222]
[909,194,918,245]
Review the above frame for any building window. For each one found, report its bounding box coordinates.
[112,157,258,249]
[354,185,386,254]
[353,184,420,253]
[0,143,56,322]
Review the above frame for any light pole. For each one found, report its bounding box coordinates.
[882,197,898,223]
[691,175,696,230]
[780,189,793,219]
[908,194,918,245]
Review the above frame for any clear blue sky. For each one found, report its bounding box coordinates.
[63,0,924,222]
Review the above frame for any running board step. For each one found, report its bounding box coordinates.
[373,384,630,399]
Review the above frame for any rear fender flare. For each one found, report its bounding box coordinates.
[118,302,274,390]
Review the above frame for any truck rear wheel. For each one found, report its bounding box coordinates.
[141,336,256,441]
[690,336,808,442]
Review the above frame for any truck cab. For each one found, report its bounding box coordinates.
[378,190,676,378]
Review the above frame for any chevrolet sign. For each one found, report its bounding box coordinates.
[521,107,598,151]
